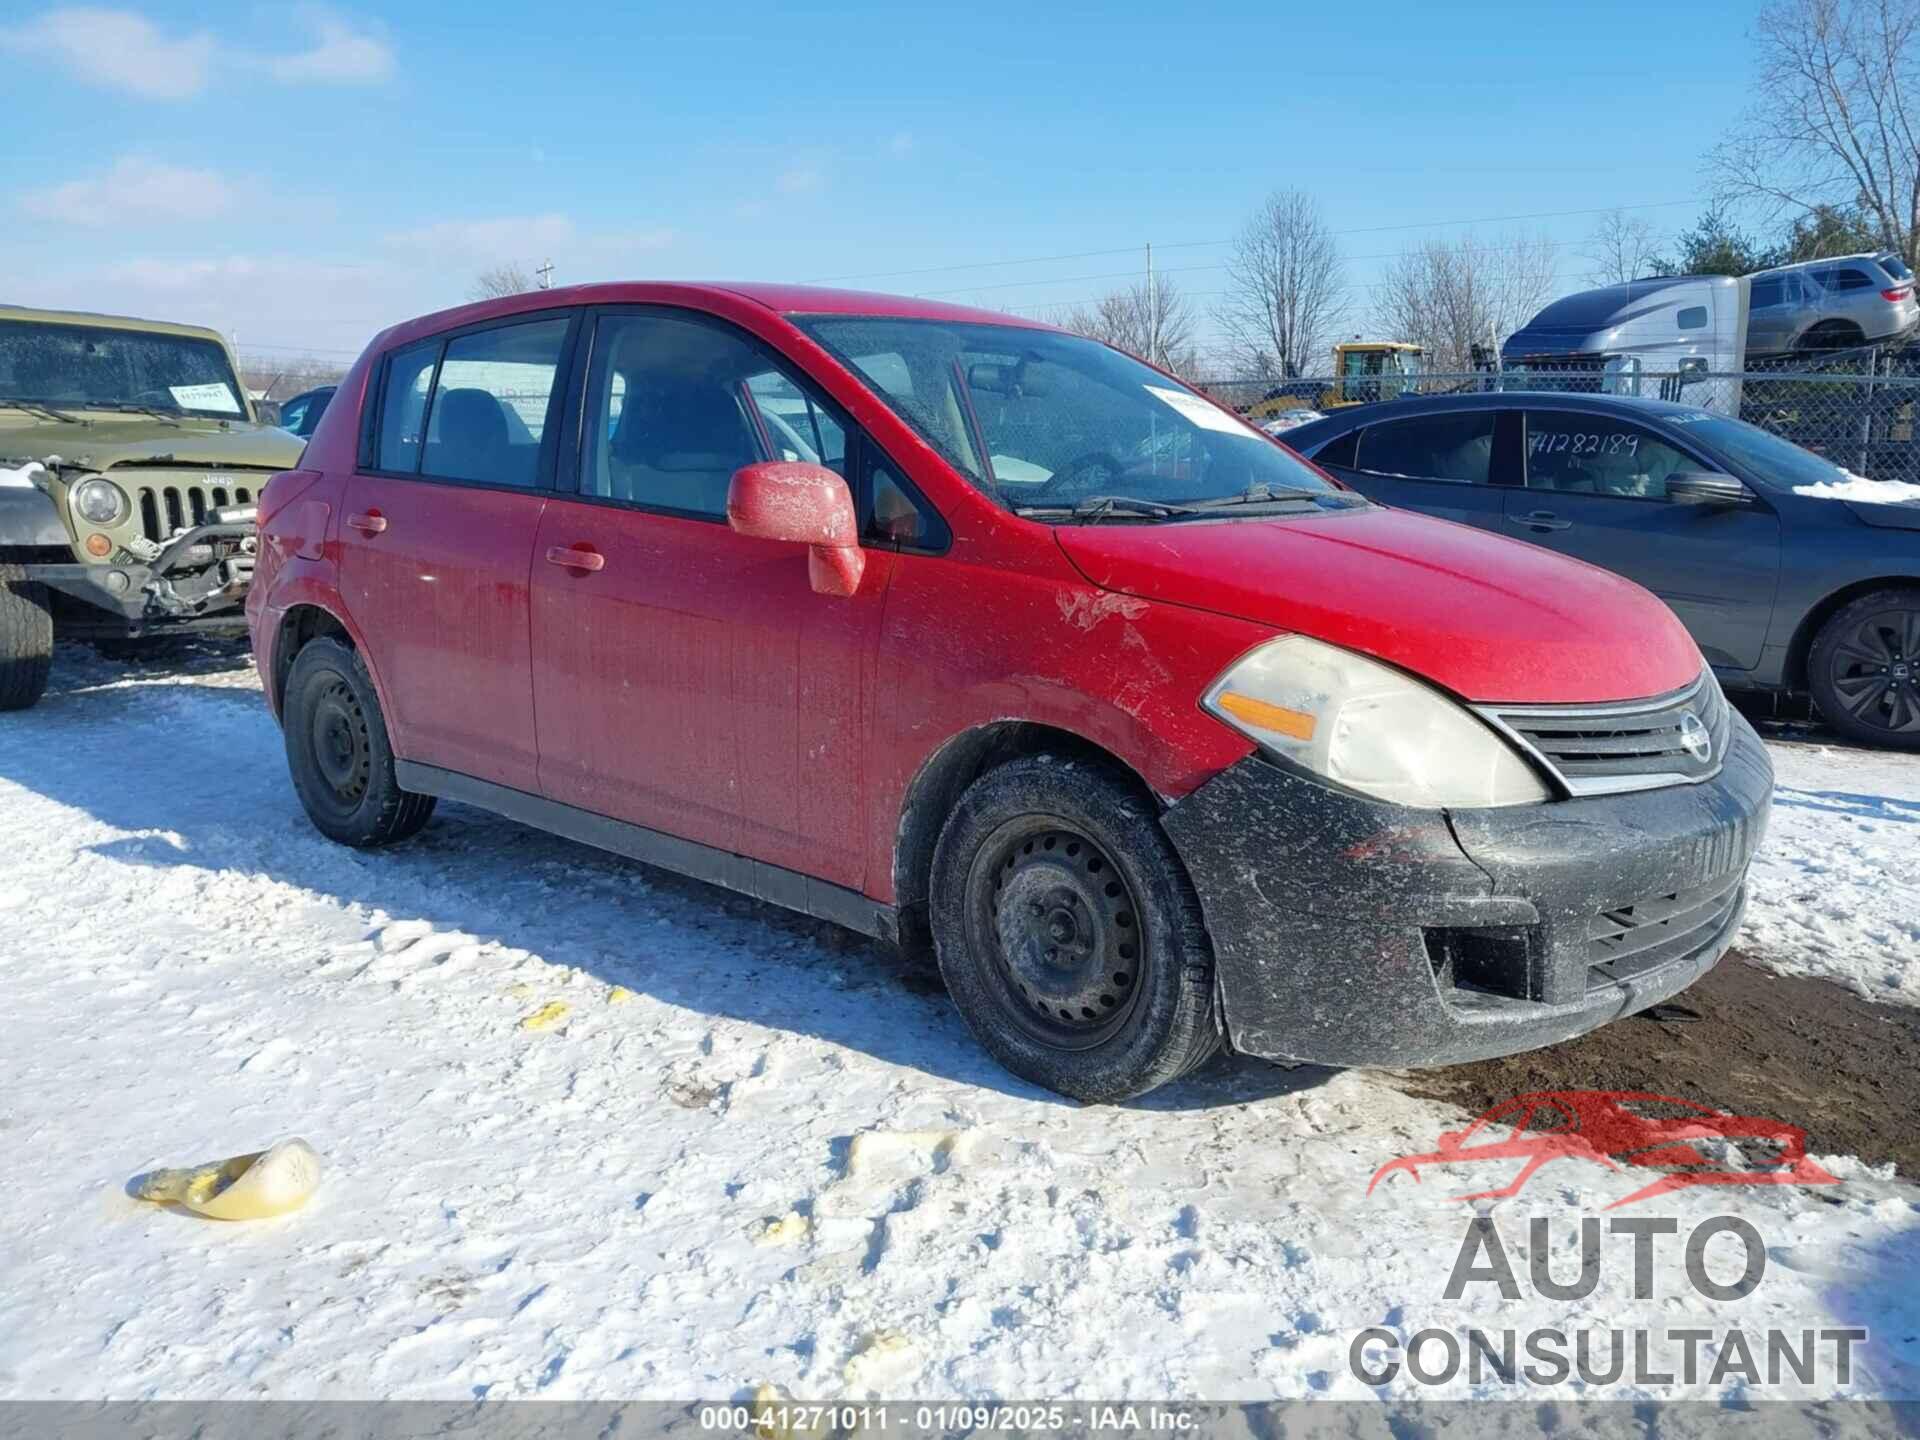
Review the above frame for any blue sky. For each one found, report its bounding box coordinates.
[2,0,1766,365]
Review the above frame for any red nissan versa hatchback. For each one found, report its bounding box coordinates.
[247,283,1772,1102]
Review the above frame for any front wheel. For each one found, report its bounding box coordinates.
[929,754,1219,1102]
[282,637,437,845]
[0,564,54,711]
[1808,588,1920,748]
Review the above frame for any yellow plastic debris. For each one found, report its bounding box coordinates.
[751,1211,811,1246]
[520,1000,570,1031]
[607,986,635,1005]
[134,1138,321,1221]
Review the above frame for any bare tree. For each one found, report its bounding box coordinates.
[1582,208,1667,284]
[1372,232,1559,371]
[236,353,349,403]
[470,262,533,301]
[1055,278,1203,377]
[1708,0,1919,267]
[1214,191,1346,378]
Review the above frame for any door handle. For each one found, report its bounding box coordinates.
[546,544,605,573]
[347,511,388,535]
[1511,510,1571,532]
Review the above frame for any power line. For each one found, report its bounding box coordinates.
[808,197,1703,287]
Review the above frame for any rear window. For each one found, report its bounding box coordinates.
[1354,412,1495,484]
[1883,255,1914,282]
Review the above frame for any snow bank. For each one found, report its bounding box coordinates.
[0,460,47,488]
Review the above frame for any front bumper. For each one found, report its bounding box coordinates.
[1162,709,1773,1068]
[24,519,255,631]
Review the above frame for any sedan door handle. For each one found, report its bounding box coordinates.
[347,510,388,535]
[546,544,605,573]
[1511,510,1571,532]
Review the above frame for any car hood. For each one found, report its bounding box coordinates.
[1053,506,1704,705]
[0,415,304,473]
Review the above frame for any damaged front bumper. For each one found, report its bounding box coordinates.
[1162,709,1773,1068]
[25,518,257,632]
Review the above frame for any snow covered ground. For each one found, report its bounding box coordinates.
[1,647,1917,1406]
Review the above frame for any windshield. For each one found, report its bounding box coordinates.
[0,320,248,420]
[795,317,1347,514]
[1664,409,1852,489]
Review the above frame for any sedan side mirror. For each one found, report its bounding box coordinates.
[1666,471,1752,507]
[726,461,866,597]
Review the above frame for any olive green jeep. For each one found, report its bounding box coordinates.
[0,305,306,710]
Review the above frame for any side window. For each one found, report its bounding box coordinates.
[1354,412,1495,484]
[376,340,439,472]
[744,369,847,474]
[1676,305,1708,331]
[1834,268,1873,292]
[1524,414,1695,499]
[868,462,944,550]
[1751,276,1784,309]
[582,312,772,517]
[1310,428,1360,469]
[280,397,308,433]
[421,317,569,487]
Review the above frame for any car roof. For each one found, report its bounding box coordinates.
[1754,252,1889,275]
[367,281,1058,355]
[0,302,231,345]
[1280,389,1713,448]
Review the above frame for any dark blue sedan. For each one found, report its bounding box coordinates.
[1280,393,1920,748]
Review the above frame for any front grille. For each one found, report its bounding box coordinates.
[1476,672,1729,796]
[130,480,255,543]
[1586,875,1744,992]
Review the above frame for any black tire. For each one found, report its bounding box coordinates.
[1800,320,1865,353]
[282,637,436,846]
[0,564,54,712]
[1808,587,1920,748]
[929,753,1219,1103]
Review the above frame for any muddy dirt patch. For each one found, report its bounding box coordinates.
[1394,953,1920,1178]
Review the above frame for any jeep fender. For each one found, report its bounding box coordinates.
[0,485,70,550]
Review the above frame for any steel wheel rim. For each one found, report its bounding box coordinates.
[310,677,372,809]
[1828,606,1920,735]
[965,817,1145,1051]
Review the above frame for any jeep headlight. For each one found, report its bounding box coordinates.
[1202,635,1551,808]
[72,477,129,526]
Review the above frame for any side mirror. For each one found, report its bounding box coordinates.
[1666,471,1752,507]
[726,461,865,597]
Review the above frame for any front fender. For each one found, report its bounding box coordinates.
[0,484,71,550]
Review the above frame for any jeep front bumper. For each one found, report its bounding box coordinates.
[25,518,256,629]
[1161,709,1773,1068]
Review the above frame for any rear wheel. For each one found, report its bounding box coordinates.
[929,754,1219,1102]
[0,564,54,712]
[1808,587,1920,748]
[1800,320,1865,353]
[283,637,436,845]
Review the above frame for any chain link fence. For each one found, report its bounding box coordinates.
[1201,356,1920,484]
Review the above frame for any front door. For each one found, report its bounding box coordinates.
[530,308,895,888]
[1504,407,1781,676]
[338,314,574,791]
[1314,407,1510,531]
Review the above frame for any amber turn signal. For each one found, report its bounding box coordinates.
[1215,690,1316,740]
[84,533,113,558]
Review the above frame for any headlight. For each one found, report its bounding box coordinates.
[72,477,129,526]
[1202,635,1551,808]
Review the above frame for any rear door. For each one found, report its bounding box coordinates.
[1502,406,1781,675]
[1311,408,1512,531]
[338,312,576,792]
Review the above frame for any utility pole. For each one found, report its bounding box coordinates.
[536,259,555,291]
[1146,243,1158,366]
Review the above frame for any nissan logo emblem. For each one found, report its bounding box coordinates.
[1678,713,1712,763]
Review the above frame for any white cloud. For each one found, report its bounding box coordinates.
[384,214,580,263]
[0,7,214,99]
[888,132,914,156]
[775,167,824,196]
[0,4,392,99]
[266,8,393,84]
[22,156,234,227]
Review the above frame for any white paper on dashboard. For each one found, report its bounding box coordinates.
[168,383,242,414]
[1145,385,1253,436]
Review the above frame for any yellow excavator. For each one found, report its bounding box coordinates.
[1244,342,1425,420]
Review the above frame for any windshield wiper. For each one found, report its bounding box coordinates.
[1012,494,1199,523]
[0,397,85,424]
[1182,483,1350,510]
[93,402,183,426]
